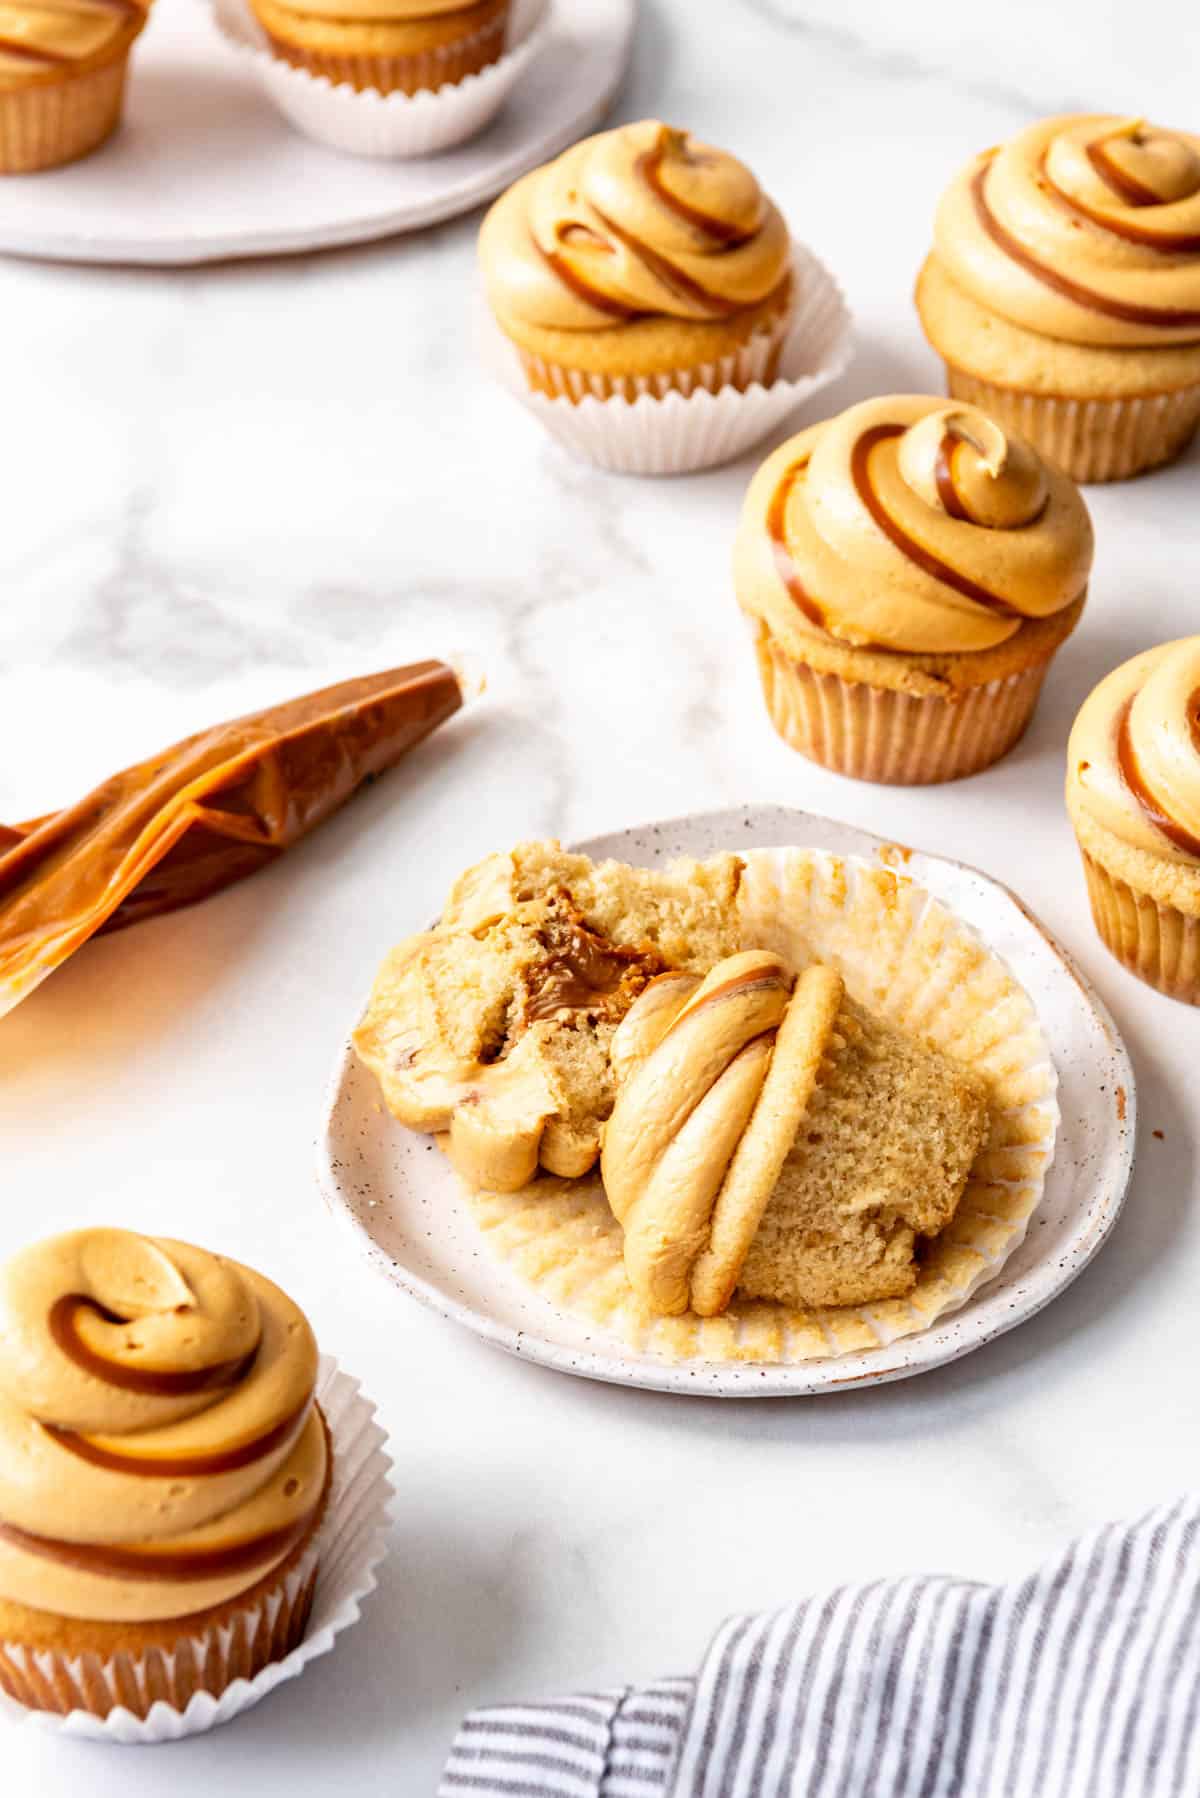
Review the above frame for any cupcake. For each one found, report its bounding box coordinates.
[0,1228,331,1719]
[1066,638,1200,1002]
[247,0,509,95]
[916,114,1200,483]
[478,119,796,403]
[0,0,151,174]
[734,394,1093,785]
[602,951,989,1316]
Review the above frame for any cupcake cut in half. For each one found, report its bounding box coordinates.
[479,119,796,403]
[916,113,1200,482]
[0,1228,330,1719]
[735,394,1093,784]
[353,841,744,1191]
[0,0,152,173]
[601,951,990,1316]
[1067,637,1200,1002]
[249,0,509,95]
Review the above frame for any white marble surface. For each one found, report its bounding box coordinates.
[2,2,1198,1791]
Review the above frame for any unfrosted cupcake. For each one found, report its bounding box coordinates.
[478,119,796,402]
[0,1228,331,1719]
[248,0,509,95]
[1066,638,1200,1001]
[916,114,1200,482]
[734,395,1093,785]
[0,0,151,173]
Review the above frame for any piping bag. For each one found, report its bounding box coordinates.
[0,659,463,1020]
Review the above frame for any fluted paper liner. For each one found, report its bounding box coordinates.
[750,618,1050,785]
[945,367,1200,485]
[0,48,131,174]
[1080,851,1200,1004]
[463,848,1059,1364]
[0,1357,392,1743]
[212,0,547,159]
[477,242,854,476]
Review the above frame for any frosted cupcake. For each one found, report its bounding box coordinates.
[916,114,1200,482]
[735,395,1093,784]
[478,120,796,402]
[0,1228,331,1719]
[247,0,509,95]
[1066,638,1200,1001]
[0,0,151,173]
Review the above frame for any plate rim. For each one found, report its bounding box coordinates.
[0,0,637,266]
[316,804,1137,1398]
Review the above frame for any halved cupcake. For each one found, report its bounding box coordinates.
[601,952,990,1316]
[353,841,744,1190]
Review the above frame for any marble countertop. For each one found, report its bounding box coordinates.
[3,2,1198,1791]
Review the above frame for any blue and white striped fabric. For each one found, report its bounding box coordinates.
[440,1496,1200,1797]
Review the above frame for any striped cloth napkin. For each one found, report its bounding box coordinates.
[439,1496,1200,1797]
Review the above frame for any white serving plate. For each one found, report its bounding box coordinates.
[0,0,634,265]
[318,805,1136,1397]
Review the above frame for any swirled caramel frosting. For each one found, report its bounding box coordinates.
[1067,638,1200,868]
[0,1230,325,1623]
[934,115,1200,349]
[479,120,792,333]
[735,395,1093,656]
[0,0,145,76]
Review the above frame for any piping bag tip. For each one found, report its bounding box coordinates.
[448,653,488,706]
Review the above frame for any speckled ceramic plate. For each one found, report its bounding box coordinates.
[317,806,1135,1397]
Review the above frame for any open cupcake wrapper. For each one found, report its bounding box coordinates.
[476,240,855,475]
[466,846,1060,1364]
[211,0,550,159]
[1,1356,393,1745]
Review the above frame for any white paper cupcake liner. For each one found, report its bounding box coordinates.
[749,617,1052,784]
[0,1356,392,1744]
[477,241,855,475]
[212,0,549,160]
[465,848,1060,1364]
[945,367,1200,484]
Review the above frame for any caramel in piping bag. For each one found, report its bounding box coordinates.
[0,660,463,1018]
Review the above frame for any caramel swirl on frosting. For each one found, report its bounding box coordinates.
[935,115,1200,348]
[735,396,1093,656]
[0,0,144,77]
[479,120,792,332]
[1068,639,1200,867]
[0,1230,325,1622]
